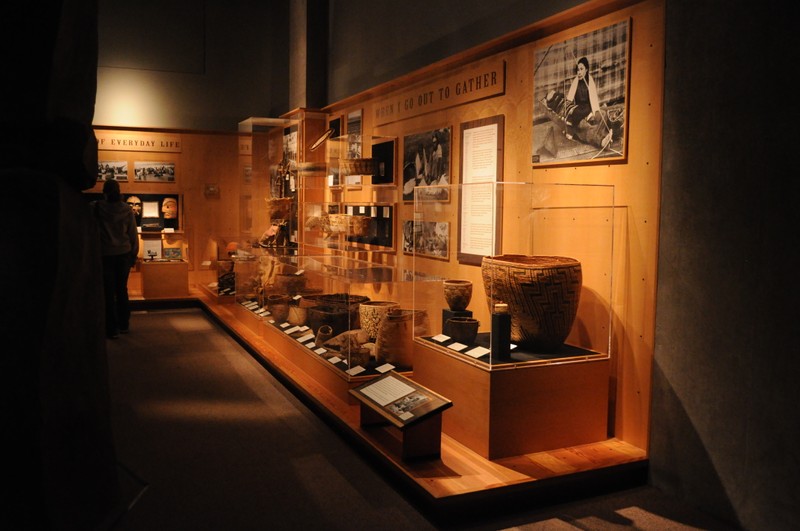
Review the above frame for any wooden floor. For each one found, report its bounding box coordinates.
[132,286,648,516]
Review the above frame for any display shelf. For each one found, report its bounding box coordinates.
[239,116,304,253]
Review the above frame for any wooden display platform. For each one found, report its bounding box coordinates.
[190,291,648,519]
[413,339,610,459]
[140,260,189,299]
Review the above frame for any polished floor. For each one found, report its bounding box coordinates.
[105,308,737,530]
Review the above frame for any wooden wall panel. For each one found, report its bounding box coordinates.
[324,0,665,451]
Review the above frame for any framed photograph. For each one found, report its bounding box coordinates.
[344,203,394,250]
[531,18,630,166]
[371,137,396,186]
[346,109,362,158]
[98,160,128,181]
[283,124,298,163]
[134,161,176,182]
[402,127,451,202]
[402,220,449,260]
[162,246,183,260]
[327,115,344,186]
[458,115,504,265]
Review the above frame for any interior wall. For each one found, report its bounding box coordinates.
[328,0,587,103]
[94,0,290,131]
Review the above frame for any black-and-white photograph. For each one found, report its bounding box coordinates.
[346,109,362,159]
[371,138,396,185]
[531,19,629,166]
[386,391,430,416]
[97,160,128,181]
[402,220,449,260]
[402,127,451,202]
[283,125,298,163]
[134,161,176,182]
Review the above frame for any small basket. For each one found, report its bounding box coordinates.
[327,213,350,233]
[340,158,377,176]
[265,197,292,219]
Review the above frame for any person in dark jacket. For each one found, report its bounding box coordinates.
[94,179,139,338]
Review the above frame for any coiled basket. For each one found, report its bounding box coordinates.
[481,254,582,352]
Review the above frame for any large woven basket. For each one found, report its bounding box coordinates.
[481,254,582,352]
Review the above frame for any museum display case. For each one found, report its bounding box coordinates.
[233,250,439,381]
[136,231,190,299]
[299,135,398,254]
[409,181,615,366]
[408,181,616,458]
[196,234,244,301]
[238,116,306,253]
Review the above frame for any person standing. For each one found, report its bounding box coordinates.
[94,178,139,338]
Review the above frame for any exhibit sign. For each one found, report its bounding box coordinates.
[458,115,504,264]
[374,59,505,126]
[97,131,182,153]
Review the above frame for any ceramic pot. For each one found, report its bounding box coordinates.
[266,294,290,322]
[347,346,372,368]
[273,272,307,295]
[311,293,370,329]
[307,305,350,336]
[350,216,372,237]
[443,279,473,311]
[358,300,400,340]
[315,324,334,346]
[298,288,324,308]
[374,309,430,369]
[481,254,582,352]
[287,305,307,326]
[445,317,479,345]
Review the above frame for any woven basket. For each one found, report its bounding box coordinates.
[327,213,350,233]
[481,254,582,352]
[340,158,377,176]
[265,197,292,219]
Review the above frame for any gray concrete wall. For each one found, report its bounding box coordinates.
[327,0,584,103]
[95,0,289,131]
[653,1,795,529]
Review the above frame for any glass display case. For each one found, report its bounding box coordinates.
[238,117,303,253]
[299,135,398,254]
[233,251,439,379]
[411,181,616,368]
[197,234,246,301]
[409,181,616,458]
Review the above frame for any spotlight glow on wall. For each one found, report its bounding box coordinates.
[94,69,169,128]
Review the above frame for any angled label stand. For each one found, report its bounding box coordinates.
[350,371,452,460]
